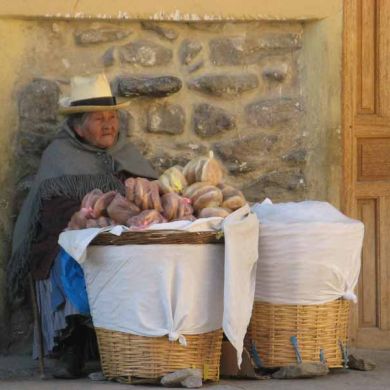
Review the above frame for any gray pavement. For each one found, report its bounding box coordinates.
[0,349,389,390]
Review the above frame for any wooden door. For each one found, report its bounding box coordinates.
[343,0,390,348]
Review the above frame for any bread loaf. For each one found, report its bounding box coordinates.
[148,180,163,212]
[92,191,117,218]
[222,196,246,210]
[193,189,223,212]
[67,208,92,230]
[158,166,187,194]
[161,192,194,221]
[107,193,140,225]
[126,209,166,228]
[183,182,212,198]
[183,152,223,185]
[198,207,231,218]
[86,219,100,228]
[189,185,223,212]
[96,216,112,228]
[125,178,136,202]
[134,178,151,210]
[218,183,247,210]
[81,189,103,210]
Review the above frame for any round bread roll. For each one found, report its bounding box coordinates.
[183,181,212,198]
[158,166,187,194]
[193,189,223,212]
[197,157,223,185]
[190,184,219,204]
[222,195,247,211]
[198,207,231,218]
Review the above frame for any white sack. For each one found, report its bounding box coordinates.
[83,244,225,341]
[251,200,364,305]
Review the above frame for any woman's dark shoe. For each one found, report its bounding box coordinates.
[52,345,85,379]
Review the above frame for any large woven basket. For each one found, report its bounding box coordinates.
[246,299,350,368]
[96,328,223,383]
[90,229,224,383]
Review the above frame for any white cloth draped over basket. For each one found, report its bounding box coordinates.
[59,205,259,366]
[251,200,364,305]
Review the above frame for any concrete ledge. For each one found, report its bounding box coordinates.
[0,0,341,21]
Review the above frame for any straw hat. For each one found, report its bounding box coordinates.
[59,73,129,114]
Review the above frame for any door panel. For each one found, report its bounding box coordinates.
[344,0,390,348]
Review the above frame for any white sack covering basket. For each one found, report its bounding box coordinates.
[251,200,364,305]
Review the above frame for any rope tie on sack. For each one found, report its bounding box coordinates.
[168,331,187,347]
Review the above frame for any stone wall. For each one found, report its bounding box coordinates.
[2,18,343,351]
[16,21,307,207]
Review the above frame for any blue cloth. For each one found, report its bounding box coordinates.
[50,252,66,311]
[58,248,90,314]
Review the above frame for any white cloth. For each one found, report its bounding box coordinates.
[83,244,225,343]
[59,205,258,366]
[222,208,259,366]
[251,200,364,305]
[58,217,224,264]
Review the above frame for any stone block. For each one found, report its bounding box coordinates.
[181,375,203,388]
[161,368,202,387]
[282,148,307,164]
[115,76,182,98]
[210,34,302,65]
[118,110,134,137]
[187,61,204,74]
[214,134,278,161]
[18,122,58,136]
[16,131,53,157]
[151,155,190,173]
[119,40,172,67]
[179,39,203,65]
[348,354,376,371]
[102,47,116,67]
[246,97,303,127]
[243,168,305,202]
[74,28,131,45]
[192,103,235,138]
[18,79,59,123]
[188,73,258,97]
[262,64,289,82]
[141,22,178,41]
[214,134,278,174]
[272,362,329,379]
[147,103,185,135]
[223,161,257,175]
[128,137,149,155]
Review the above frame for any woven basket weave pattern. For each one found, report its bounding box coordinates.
[91,230,224,245]
[247,299,350,368]
[95,328,223,383]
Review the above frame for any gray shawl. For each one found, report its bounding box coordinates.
[8,120,157,298]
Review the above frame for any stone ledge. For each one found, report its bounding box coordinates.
[0,0,341,21]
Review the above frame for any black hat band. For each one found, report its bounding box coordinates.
[70,96,117,107]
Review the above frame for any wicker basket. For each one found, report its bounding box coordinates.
[96,328,223,383]
[90,229,224,383]
[246,299,350,368]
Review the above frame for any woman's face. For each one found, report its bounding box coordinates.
[75,111,119,149]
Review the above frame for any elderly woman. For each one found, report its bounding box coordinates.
[8,74,157,378]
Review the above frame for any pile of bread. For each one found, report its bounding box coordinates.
[67,152,247,230]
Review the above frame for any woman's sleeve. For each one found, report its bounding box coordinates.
[30,197,80,280]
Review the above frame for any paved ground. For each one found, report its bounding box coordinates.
[0,349,389,390]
